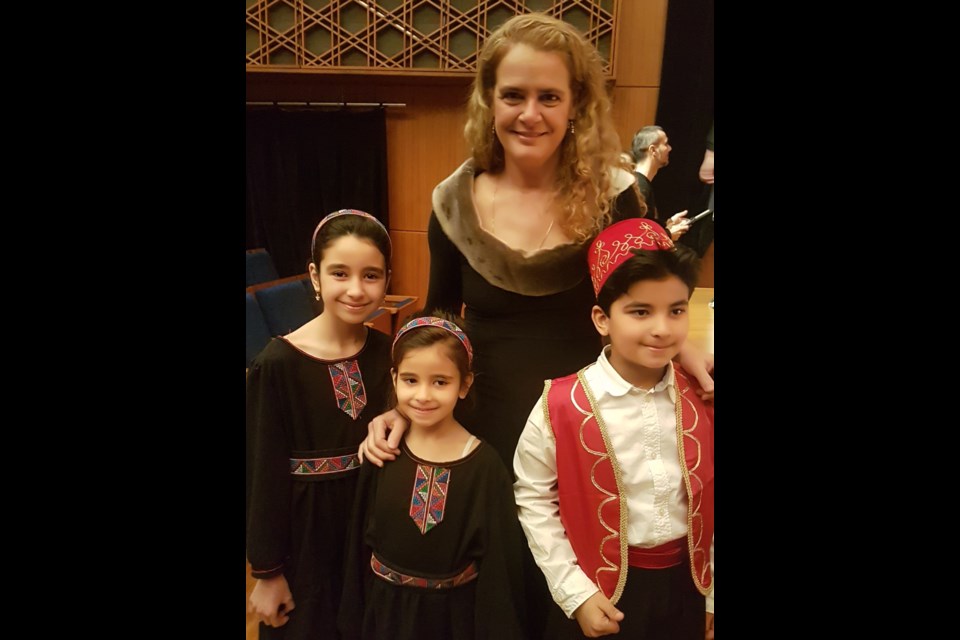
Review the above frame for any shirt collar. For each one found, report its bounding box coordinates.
[594,346,676,402]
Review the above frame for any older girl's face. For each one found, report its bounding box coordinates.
[311,234,388,328]
[492,43,573,172]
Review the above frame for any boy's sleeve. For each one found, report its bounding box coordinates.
[706,536,714,613]
[513,394,600,618]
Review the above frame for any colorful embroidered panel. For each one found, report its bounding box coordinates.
[289,453,360,476]
[327,359,366,419]
[409,464,450,534]
[371,553,478,589]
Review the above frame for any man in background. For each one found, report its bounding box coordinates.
[631,126,691,240]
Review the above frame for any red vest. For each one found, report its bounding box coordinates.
[546,364,714,604]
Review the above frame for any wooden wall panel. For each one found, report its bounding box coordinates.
[610,86,660,153]
[610,0,667,152]
[388,230,429,307]
[613,0,668,87]
[386,85,470,232]
[697,241,714,289]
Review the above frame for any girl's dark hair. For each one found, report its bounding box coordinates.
[391,309,472,382]
[310,213,392,268]
[596,245,701,315]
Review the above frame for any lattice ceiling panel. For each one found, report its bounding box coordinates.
[246,0,619,74]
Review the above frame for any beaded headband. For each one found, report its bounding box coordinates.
[392,316,474,367]
[587,218,675,297]
[310,209,391,258]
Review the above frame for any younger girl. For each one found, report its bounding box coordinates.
[246,209,393,640]
[338,312,525,640]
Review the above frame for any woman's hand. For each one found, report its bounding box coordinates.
[358,408,409,467]
[677,342,714,402]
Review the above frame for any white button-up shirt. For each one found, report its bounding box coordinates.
[513,348,714,617]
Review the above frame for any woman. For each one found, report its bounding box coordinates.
[360,13,714,638]
[363,12,713,468]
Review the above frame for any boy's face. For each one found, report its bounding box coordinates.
[591,275,690,388]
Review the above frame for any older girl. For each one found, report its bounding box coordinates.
[246,210,393,640]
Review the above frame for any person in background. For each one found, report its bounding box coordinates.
[631,125,691,240]
[247,210,394,640]
[514,218,713,639]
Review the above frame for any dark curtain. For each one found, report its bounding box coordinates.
[652,0,714,256]
[245,107,389,277]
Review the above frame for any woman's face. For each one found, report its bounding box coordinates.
[492,43,573,172]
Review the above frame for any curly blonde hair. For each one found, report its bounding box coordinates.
[464,13,638,243]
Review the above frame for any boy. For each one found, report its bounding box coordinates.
[513,218,714,639]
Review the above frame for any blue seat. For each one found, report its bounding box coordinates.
[364,308,392,335]
[246,249,280,287]
[246,293,272,367]
[253,276,316,336]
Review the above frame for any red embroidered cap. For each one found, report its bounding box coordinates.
[588,218,675,297]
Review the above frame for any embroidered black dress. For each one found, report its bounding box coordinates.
[246,329,392,640]
[425,159,645,467]
[338,439,526,640]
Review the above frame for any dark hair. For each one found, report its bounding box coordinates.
[391,309,472,381]
[596,246,701,315]
[631,125,664,162]
[310,214,392,269]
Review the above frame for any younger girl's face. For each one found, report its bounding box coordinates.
[393,343,473,430]
[311,234,388,327]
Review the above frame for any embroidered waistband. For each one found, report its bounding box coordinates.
[289,453,360,476]
[370,553,478,589]
[627,537,686,569]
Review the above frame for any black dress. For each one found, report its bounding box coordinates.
[246,329,393,640]
[425,159,645,468]
[338,439,526,640]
